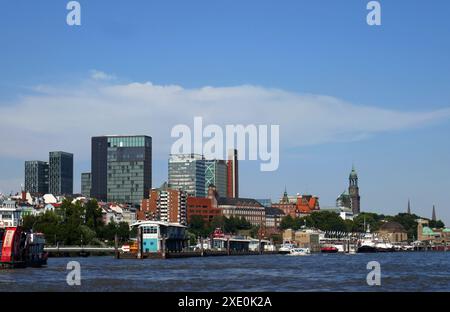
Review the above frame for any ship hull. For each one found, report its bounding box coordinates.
[357,245,377,253]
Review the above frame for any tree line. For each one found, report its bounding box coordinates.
[280,211,445,240]
[22,199,132,246]
[188,215,260,242]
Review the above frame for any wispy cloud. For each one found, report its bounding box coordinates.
[1,72,449,161]
[90,70,116,81]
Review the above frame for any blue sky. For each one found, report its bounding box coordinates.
[1,0,449,223]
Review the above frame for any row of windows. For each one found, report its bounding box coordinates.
[108,137,149,147]
[142,226,158,234]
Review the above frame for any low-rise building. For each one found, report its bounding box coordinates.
[218,197,265,228]
[0,200,23,227]
[131,220,188,253]
[377,221,408,242]
[283,228,321,252]
[264,207,285,235]
[417,219,450,243]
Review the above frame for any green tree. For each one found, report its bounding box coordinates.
[189,215,207,237]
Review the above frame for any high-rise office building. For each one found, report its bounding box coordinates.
[227,149,239,198]
[204,159,227,197]
[168,154,205,197]
[91,135,152,205]
[24,161,49,194]
[81,172,92,197]
[49,151,73,195]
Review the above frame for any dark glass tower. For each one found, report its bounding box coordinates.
[49,151,73,195]
[91,136,108,201]
[81,172,92,197]
[24,160,49,194]
[91,135,152,205]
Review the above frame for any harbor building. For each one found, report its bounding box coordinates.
[226,149,239,198]
[91,135,152,205]
[139,183,187,225]
[132,220,188,253]
[283,228,321,252]
[417,219,450,244]
[24,161,49,194]
[204,159,227,198]
[377,221,408,242]
[81,172,91,197]
[49,151,73,195]
[168,154,205,197]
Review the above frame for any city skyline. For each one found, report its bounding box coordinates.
[1,1,450,224]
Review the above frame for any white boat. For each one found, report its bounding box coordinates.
[287,248,311,256]
[279,243,296,254]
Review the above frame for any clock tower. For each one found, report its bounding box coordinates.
[348,165,360,215]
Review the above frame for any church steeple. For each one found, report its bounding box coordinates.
[348,165,360,215]
[349,165,358,187]
[281,186,289,203]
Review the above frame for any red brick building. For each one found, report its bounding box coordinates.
[186,185,222,224]
[272,189,320,218]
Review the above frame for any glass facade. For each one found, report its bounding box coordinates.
[81,172,92,197]
[205,160,227,197]
[91,136,151,205]
[49,151,73,195]
[168,154,205,197]
[24,161,49,194]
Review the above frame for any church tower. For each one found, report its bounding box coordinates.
[348,165,361,215]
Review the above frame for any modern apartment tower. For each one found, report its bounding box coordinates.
[226,149,239,198]
[204,159,227,197]
[168,154,206,197]
[81,172,92,197]
[49,151,73,195]
[140,185,187,225]
[24,161,49,194]
[91,135,152,205]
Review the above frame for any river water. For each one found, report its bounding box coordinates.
[1,252,449,291]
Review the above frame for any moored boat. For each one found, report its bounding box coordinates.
[287,248,311,256]
[278,241,296,254]
[321,246,339,253]
[0,226,48,269]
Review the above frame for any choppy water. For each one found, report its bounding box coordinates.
[1,252,450,291]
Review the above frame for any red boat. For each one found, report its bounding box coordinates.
[0,227,48,269]
[321,246,339,253]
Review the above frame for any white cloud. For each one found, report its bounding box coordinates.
[1,75,449,162]
[90,70,116,81]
